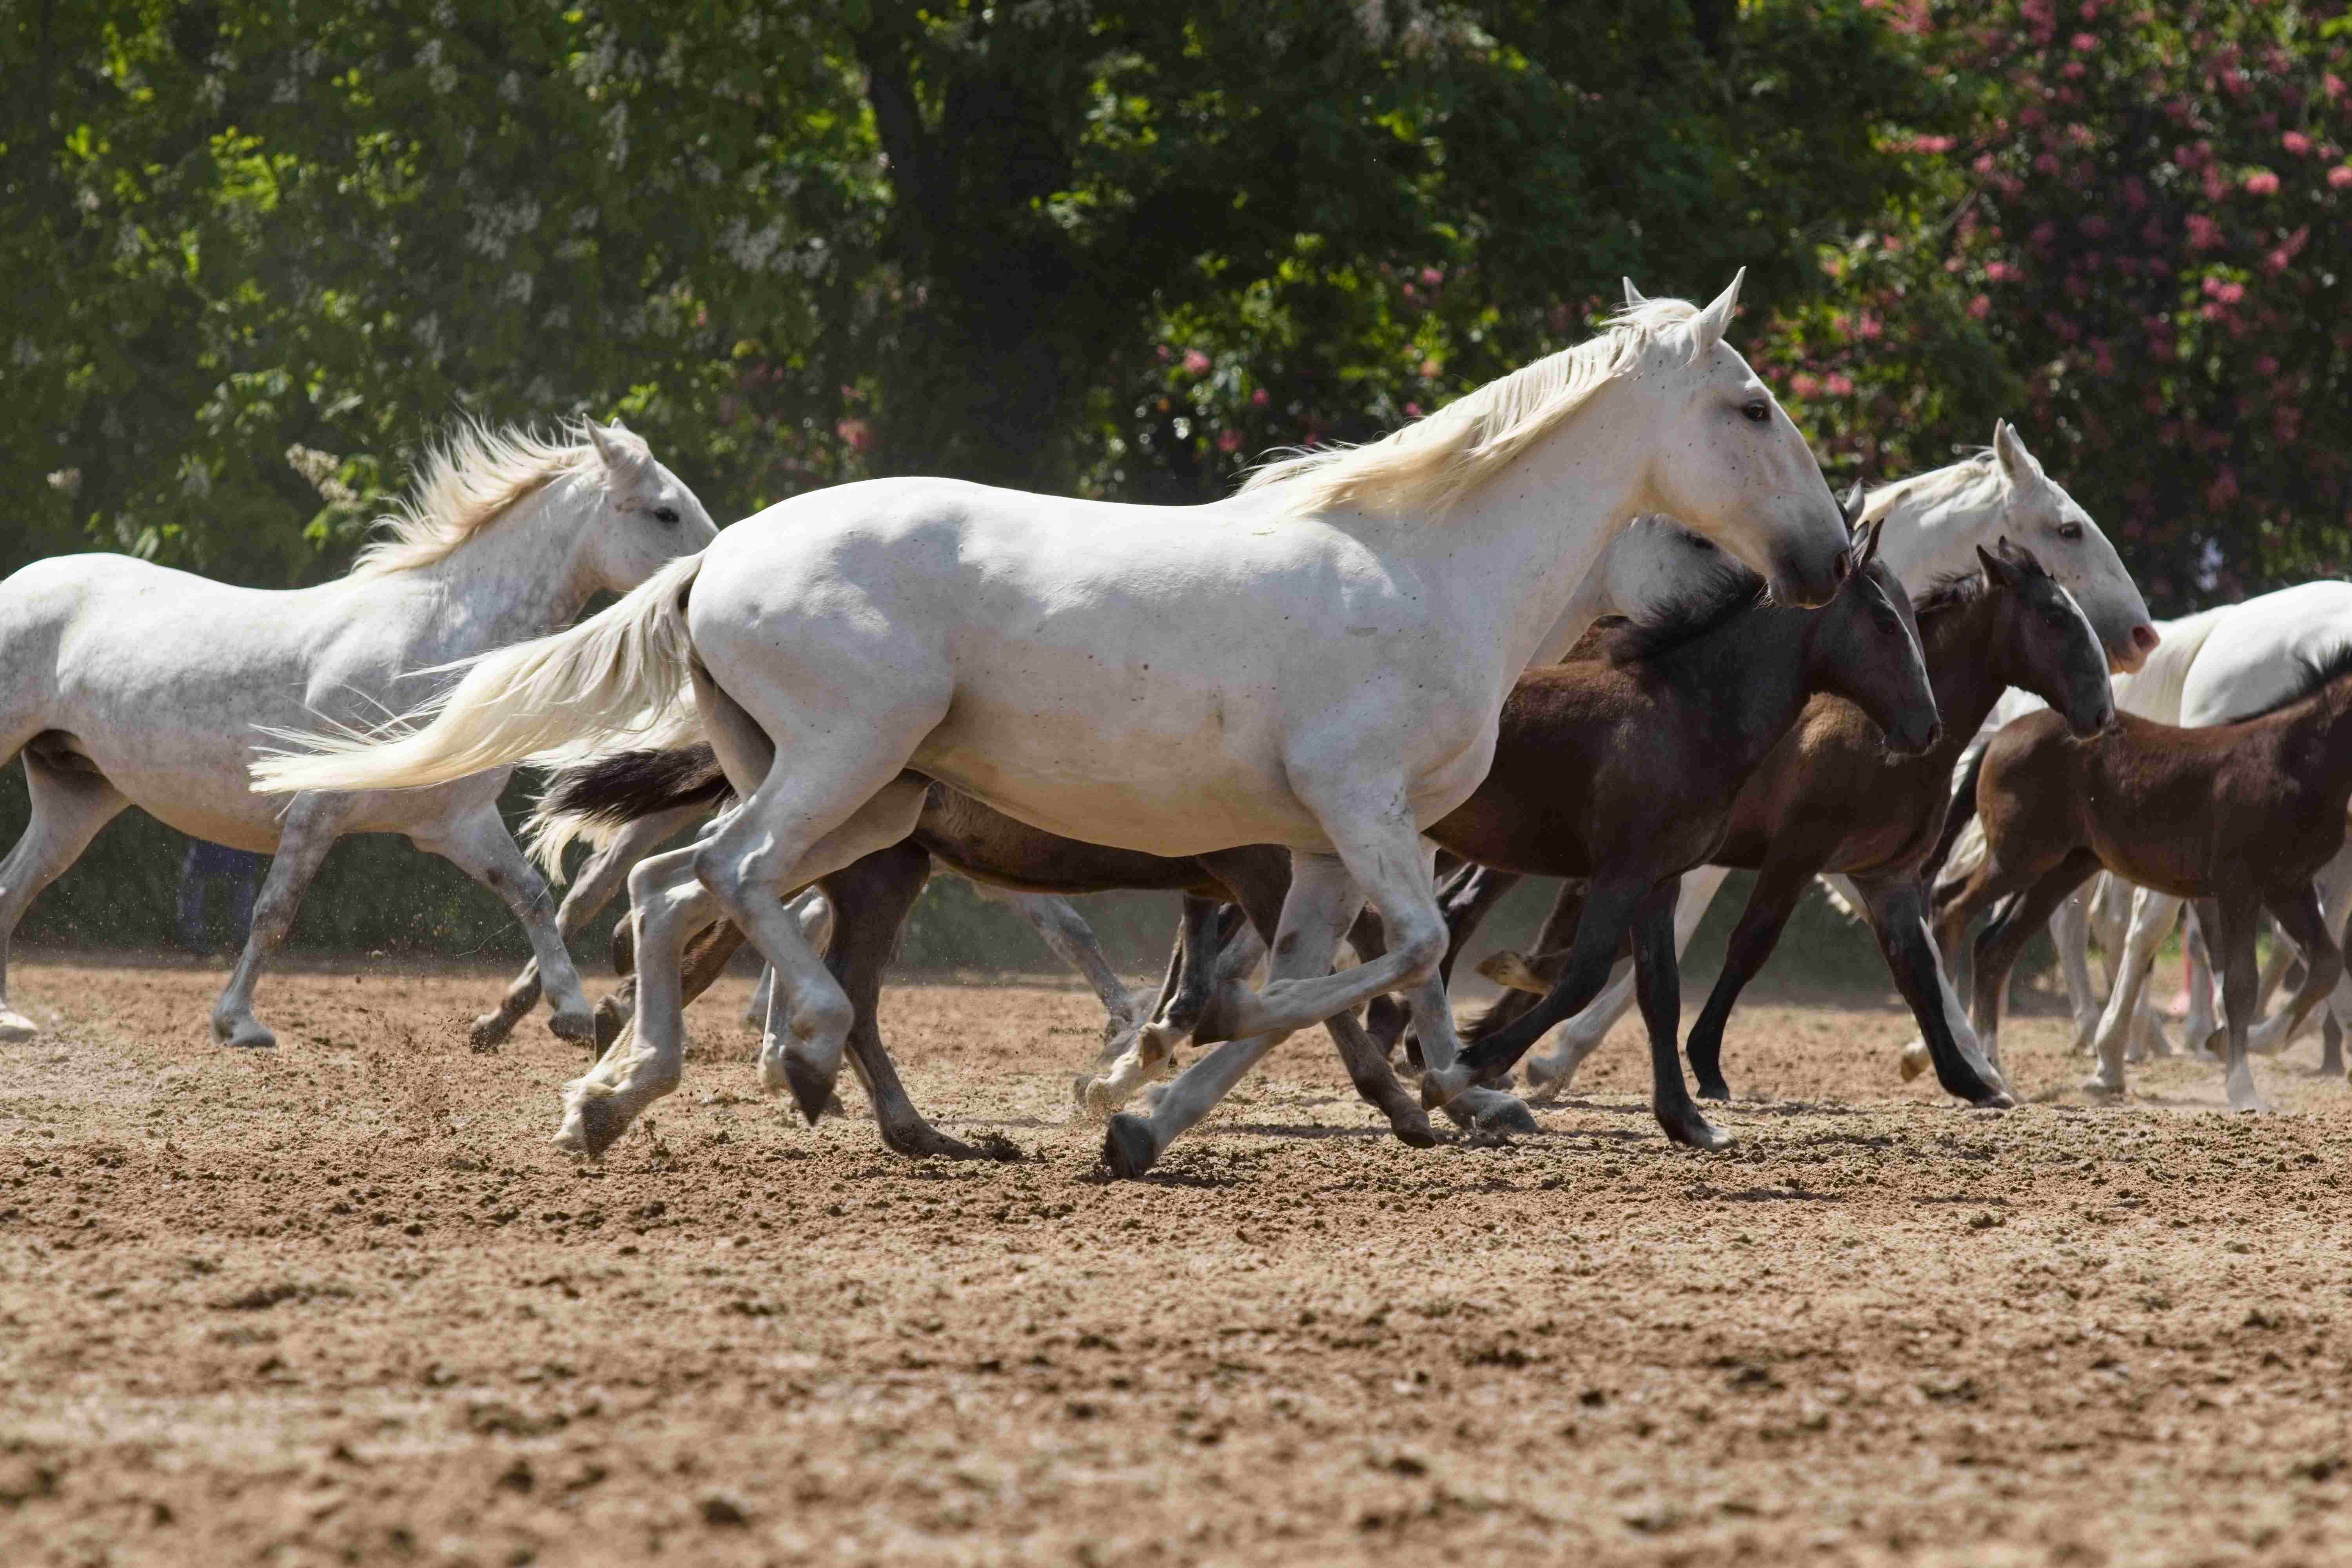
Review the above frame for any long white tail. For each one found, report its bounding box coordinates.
[251,554,704,796]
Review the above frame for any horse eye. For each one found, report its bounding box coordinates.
[2057,521,2083,541]
[653,506,681,525]
[1741,401,1770,424]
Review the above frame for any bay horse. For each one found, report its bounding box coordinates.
[0,420,715,1049]
[1468,539,2115,1101]
[259,279,1856,1177]
[1931,646,2352,1112]
[1379,515,1944,1147]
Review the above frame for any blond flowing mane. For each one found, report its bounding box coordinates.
[1862,448,2008,524]
[349,420,602,578]
[1240,297,1701,521]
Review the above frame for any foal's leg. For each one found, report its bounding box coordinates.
[210,791,354,1050]
[1963,855,2098,1090]
[1444,873,1657,1091]
[415,802,597,1045]
[0,755,129,1041]
[1367,863,1522,1055]
[1526,865,1731,1098]
[2250,885,2343,1090]
[1628,879,1729,1149]
[1851,874,2009,1105]
[2051,885,2100,1056]
[1682,861,1814,1103]
[1077,895,1222,1115]
[472,803,703,1050]
[2087,887,2185,1087]
[2201,895,2270,1114]
[555,843,715,1156]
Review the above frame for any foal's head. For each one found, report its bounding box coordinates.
[1979,537,2115,738]
[1806,512,1942,757]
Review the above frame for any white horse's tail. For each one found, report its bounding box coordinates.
[251,554,704,797]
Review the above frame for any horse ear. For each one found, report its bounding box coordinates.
[1993,420,2044,488]
[589,421,652,478]
[1690,267,1745,357]
[1995,535,2042,574]
[1975,541,2013,586]
[1622,277,1649,310]
[1855,515,1884,566]
[1840,478,1868,530]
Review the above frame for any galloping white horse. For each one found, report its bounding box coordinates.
[255,278,1856,1176]
[1495,425,2160,1094]
[0,420,716,1048]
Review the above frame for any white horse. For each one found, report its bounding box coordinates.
[1494,425,2160,1094]
[0,420,717,1049]
[254,277,1856,1175]
[1998,582,2352,1090]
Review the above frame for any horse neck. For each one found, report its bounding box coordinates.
[398,472,608,650]
[1918,593,2011,742]
[2281,678,2352,776]
[1405,380,1668,681]
[1668,608,1819,775]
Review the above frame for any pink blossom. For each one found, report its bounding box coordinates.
[1399,283,1416,299]
[1155,344,1172,362]
[1250,387,1269,407]
[1824,374,1855,397]
[1856,311,1884,341]
[2029,221,2058,248]
[835,417,873,453]
[1791,373,1823,399]
[2123,175,2148,209]
[2284,131,2314,156]
[2206,468,2239,509]
[1418,266,1444,287]
[1216,429,1242,453]
[2327,73,2347,102]
[2330,165,2352,189]
[2063,60,2085,79]
[1418,358,1442,379]
[2185,214,2221,249]
[2035,151,2062,174]
[2071,30,2095,49]
[1181,348,1212,375]
[2202,166,2228,202]
[1403,402,1422,418]
[2256,355,2281,378]
[2244,170,2280,196]
[1973,152,1998,176]
[2079,214,2109,239]
[1967,294,1991,320]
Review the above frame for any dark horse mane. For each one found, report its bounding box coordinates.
[1602,557,1771,666]
[1909,568,1992,625]
[2236,641,2352,724]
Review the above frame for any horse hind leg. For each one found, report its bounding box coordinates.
[0,750,129,1040]
[417,804,598,1046]
[211,792,354,1049]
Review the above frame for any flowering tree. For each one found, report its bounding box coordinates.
[1767,0,2352,608]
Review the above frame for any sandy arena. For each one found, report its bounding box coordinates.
[4,952,2351,1566]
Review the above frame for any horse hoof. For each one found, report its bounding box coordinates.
[466,1013,510,1053]
[780,1054,834,1127]
[554,1094,629,1160]
[2079,1074,2126,1100]
[1462,1087,1538,1136]
[1101,1114,1160,1178]
[1385,1104,1439,1149]
[216,1019,278,1050]
[1663,1111,1734,1151]
[1695,1078,1732,1103]
[1897,1041,1931,1082]
[0,1009,38,1044]
[546,1008,597,1046]
[592,1004,628,1054]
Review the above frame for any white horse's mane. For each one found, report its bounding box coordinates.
[350,419,601,579]
[1241,298,1704,521]
[1863,448,2010,522]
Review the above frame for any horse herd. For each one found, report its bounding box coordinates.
[9,276,2347,1178]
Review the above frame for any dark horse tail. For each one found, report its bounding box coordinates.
[1921,742,1991,889]
[525,742,735,875]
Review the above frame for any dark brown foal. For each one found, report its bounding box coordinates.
[1415,518,1943,1147]
[1469,539,2114,1104]
[1933,645,2352,1112]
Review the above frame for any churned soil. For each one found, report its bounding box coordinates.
[4,950,2350,1567]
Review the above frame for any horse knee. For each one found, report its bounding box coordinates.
[1381,917,1446,987]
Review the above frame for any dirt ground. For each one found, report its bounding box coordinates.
[5,952,2352,1567]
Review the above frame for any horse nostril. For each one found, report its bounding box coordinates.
[1832,552,1853,584]
[1924,722,1943,751]
[2132,624,2160,653]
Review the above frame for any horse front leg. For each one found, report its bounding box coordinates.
[1628,879,1727,1149]
[2087,887,2184,1090]
[0,754,128,1041]
[1853,874,2009,1106]
[418,803,597,1046]
[2254,884,2343,1089]
[211,791,353,1050]
[1079,895,1225,1118]
[554,844,714,1158]
[2204,895,2270,1114]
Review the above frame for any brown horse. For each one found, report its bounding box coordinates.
[1383,517,1942,1150]
[1932,644,2352,1112]
[1463,539,2115,1103]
